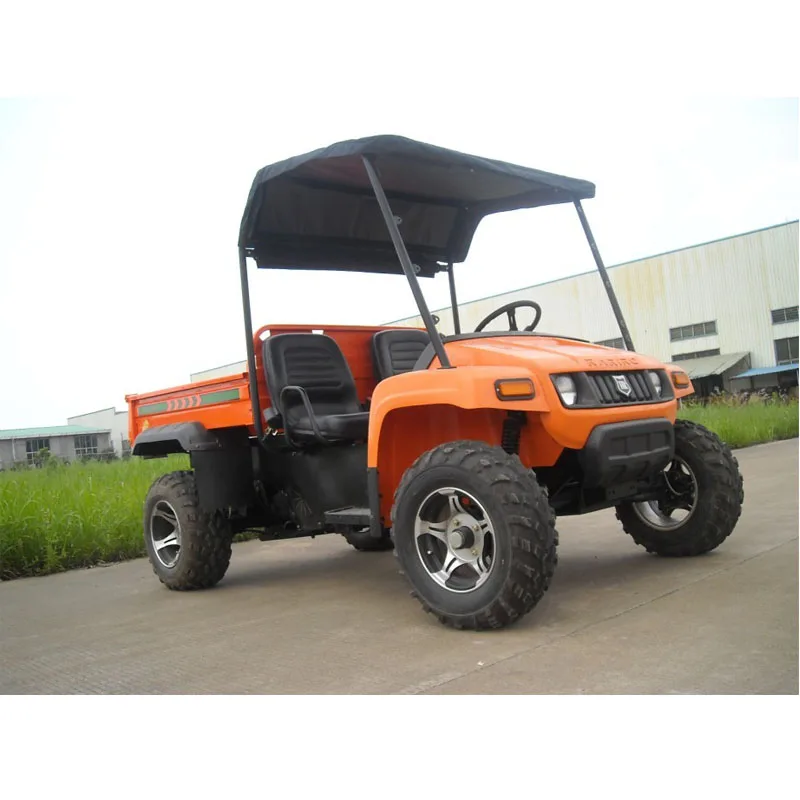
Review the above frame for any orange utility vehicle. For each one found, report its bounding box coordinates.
[127,136,744,630]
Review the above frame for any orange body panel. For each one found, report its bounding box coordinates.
[366,364,552,519]
[366,336,690,517]
[127,323,694,519]
[373,405,506,519]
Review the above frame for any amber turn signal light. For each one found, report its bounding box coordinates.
[495,378,535,400]
[671,371,690,388]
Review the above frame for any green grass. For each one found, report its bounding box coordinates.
[1,402,797,580]
[0,455,189,580]
[678,400,798,449]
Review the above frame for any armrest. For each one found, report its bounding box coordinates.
[279,385,338,447]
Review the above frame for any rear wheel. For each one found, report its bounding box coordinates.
[391,440,558,631]
[143,470,233,590]
[616,420,744,557]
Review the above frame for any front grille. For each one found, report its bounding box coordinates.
[588,371,654,404]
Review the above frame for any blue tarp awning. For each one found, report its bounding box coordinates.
[732,363,799,379]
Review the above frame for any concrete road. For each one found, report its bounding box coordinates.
[1,439,797,694]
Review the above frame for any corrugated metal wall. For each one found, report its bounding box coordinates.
[391,221,799,370]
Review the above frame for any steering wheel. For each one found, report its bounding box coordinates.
[474,300,542,333]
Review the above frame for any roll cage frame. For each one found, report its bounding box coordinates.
[237,138,634,442]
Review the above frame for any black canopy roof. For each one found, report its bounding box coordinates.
[238,135,596,277]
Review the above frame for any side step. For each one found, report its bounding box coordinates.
[323,506,372,526]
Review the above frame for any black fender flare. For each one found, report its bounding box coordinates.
[132,422,234,457]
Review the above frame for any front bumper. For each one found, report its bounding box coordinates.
[578,418,674,488]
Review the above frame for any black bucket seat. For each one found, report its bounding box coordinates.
[263,333,369,446]
[371,329,431,381]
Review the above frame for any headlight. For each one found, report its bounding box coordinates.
[553,375,578,406]
[647,370,663,397]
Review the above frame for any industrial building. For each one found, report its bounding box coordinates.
[0,425,112,469]
[190,221,798,396]
[388,220,799,396]
[67,407,130,455]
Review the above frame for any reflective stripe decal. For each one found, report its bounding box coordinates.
[138,388,241,416]
[137,401,169,416]
[199,389,241,406]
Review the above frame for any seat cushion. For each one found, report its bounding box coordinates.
[291,412,370,443]
[372,329,431,381]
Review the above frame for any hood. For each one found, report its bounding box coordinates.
[443,334,666,373]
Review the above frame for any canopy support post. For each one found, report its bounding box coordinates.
[362,156,452,368]
[447,263,461,335]
[239,246,264,440]
[573,199,635,352]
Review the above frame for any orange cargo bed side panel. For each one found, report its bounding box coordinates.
[126,373,256,444]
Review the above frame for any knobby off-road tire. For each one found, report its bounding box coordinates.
[143,470,233,590]
[391,440,558,631]
[616,420,744,557]
[343,530,395,552]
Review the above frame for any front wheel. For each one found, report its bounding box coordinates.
[391,440,558,631]
[616,419,744,557]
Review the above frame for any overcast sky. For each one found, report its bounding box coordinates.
[0,7,798,429]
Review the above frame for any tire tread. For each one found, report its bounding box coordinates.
[616,420,744,557]
[144,470,233,590]
[391,440,558,631]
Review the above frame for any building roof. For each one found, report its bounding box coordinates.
[0,425,110,441]
[672,352,750,380]
[732,363,799,379]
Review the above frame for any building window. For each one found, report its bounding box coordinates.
[75,434,98,458]
[26,438,50,463]
[594,337,625,349]
[771,306,799,324]
[672,348,721,362]
[775,336,799,365]
[669,320,717,342]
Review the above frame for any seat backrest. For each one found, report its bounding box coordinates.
[263,333,361,421]
[371,329,431,381]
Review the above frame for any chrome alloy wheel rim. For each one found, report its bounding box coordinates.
[414,487,496,593]
[149,500,182,568]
